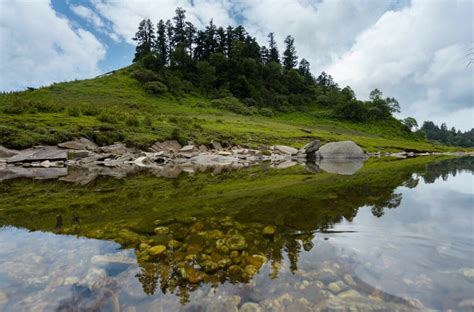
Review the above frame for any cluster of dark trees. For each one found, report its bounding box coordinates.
[422,121,474,147]
[131,8,405,123]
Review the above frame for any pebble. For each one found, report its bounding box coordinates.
[337,289,363,300]
[327,282,341,294]
[240,302,261,312]
[0,291,7,305]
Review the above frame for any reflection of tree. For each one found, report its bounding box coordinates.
[1,156,472,304]
[422,157,473,184]
[371,193,402,218]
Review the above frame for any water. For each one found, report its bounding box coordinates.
[0,157,472,311]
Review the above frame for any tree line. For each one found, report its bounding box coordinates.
[421,121,474,147]
[130,8,406,121]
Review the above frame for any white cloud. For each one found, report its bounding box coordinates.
[0,0,106,91]
[91,0,235,44]
[71,4,105,29]
[327,0,473,130]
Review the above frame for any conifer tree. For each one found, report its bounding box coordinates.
[155,19,168,65]
[268,32,280,64]
[283,35,298,70]
[132,18,155,62]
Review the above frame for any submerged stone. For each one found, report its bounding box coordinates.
[154,226,170,235]
[262,226,276,236]
[227,234,247,250]
[149,245,167,256]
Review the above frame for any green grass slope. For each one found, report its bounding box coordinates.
[0,66,462,152]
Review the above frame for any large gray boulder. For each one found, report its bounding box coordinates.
[316,141,367,159]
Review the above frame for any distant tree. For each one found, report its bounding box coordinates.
[132,19,156,62]
[316,72,338,90]
[260,46,270,64]
[155,20,168,65]
[268,32,280,64]
[283,35,298,70]
[402,117,418,131]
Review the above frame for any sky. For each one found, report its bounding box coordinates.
[0,0,472,130]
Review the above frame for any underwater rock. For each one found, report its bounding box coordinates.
[244,265,258,276]
[149,245,167,256]
[262,226,276,236]
[227,234,247,250]
[154,226,170,235]
[168,240,181,249]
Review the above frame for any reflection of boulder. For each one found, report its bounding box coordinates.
[316,141,367,160]
[59,167,99,185]
[318,159,365,175]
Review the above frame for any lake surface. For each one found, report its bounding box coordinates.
[0,156,472,311]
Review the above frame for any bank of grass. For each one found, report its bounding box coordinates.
[0,67,463,152]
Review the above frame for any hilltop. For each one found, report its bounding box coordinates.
[0,66,458,153]
[0,7,467,153]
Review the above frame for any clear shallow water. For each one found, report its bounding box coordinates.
[0,157,472,311]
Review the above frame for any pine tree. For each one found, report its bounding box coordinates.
[268,32,279,64]
[216,26,227,54]
[194,30,206,61]
[173,7,187,47]
[184,21,196,55]
[165,20,174,59]
[132,18,156,62]
[155,19,168,65]
[283,35,297,70]
[203,20,217,59]
[225,26,234,56]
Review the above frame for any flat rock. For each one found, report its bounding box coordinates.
[180,145,195,152]
[99,143,129,155]
[0,146,19,158]
[150,140,182,153]
[7,146,68,163]
[274,145,298,155]
[58,138,98,151]
[316,141,367,159]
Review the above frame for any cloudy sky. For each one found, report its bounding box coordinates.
[0,0,472,130]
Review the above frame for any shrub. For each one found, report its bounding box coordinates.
[143,116,153,127]
[211,97,253,115]
[259,107,274,117]
[2,99,31,114]
[125,115,140,127]
[131,69,160,84]
[171,128,187,145]
[144,81,168,95]
[83,104,102,116]
[67,106,81,117]
[97,112,118,124]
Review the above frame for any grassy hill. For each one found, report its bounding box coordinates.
[0,66,462,152]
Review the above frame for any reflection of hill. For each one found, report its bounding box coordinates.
[0,156,471,302]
